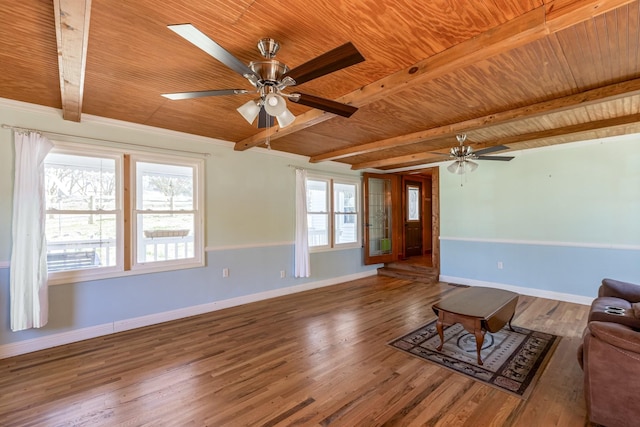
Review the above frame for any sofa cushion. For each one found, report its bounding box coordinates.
[588,321,640,354]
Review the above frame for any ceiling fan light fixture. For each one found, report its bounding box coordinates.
[264,93,287,116]
[447,160,464,175]
[275,108,296,128]
[466,160,479,172]
[447,159,478,175]
[237,99,262,124]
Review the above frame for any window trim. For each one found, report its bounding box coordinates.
[306,173,361,252]
[45,142,205,285]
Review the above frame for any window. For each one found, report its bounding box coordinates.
[407,185,420,221]
[133,159,197,265]
[45,151,121,274]
[307,179,329,247]
[306,175,360,250]
[44,143,204,284]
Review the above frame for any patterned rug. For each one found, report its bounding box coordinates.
[388,320,560,399]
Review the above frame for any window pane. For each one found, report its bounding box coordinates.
[335,214,357,244]
[334,183,357,214]
[137,162,194,211]
[407,185,420,221]
[137,213,194,263]
[45,153,116,211]
[307,179,328,213]
[368,177,393,256]
[45,213,117,271]
[307,213,328,246]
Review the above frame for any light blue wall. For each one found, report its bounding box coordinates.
[0,246,372,344]
[0,99,376,347]
[440,134,640,297]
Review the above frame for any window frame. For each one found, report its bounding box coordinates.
[45,142,205,285]
[306,173,361,252]
[130,153,204,272]
[306,177,330,249]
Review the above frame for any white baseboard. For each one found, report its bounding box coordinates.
[0,270,377,359]
[439,275,594,306]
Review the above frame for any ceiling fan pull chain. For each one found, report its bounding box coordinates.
[265,121,271,150]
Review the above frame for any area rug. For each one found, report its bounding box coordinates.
[388,320,560,399]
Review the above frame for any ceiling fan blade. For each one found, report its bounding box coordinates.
[473,145,509,156]
[289,93,357,117]
[168,24,260,81]
[284,42,365,85]
[476,155,514,161]
[162,89,249,100]
[257,106,275,128]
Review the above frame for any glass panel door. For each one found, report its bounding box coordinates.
[364,173,399,264]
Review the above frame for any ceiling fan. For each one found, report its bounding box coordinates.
[443,134,514,174]
[162,24,365,129]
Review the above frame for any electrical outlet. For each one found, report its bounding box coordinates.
[497,261,503,270]
[222,268,229,278]
[280,270,286,278]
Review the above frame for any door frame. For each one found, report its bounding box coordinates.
[362,167,439,271]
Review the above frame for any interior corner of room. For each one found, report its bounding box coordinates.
[1,1,639,425]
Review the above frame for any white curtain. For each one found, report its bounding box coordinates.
[294,168,310,278]
[10,131,53,331]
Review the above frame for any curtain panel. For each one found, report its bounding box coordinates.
[294,168,310,278]
[10,131,53,331]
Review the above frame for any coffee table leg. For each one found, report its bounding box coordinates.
[436,317,444,351]
[474,328,485,365]
[508,313,515,332]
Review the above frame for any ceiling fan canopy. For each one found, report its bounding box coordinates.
[162,24,365,129]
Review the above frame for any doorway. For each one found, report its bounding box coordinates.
[363,168,439,271]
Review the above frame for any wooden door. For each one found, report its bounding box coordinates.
[403,180,423,257]
[363,173,399,265]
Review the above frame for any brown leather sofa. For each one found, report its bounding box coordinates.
[578,278,640,427]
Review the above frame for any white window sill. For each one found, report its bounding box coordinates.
[47,260,205,286]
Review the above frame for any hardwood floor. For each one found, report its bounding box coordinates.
[0,276,592,426]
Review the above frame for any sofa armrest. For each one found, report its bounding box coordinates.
[589,321,640,354]
[598,278,640,303]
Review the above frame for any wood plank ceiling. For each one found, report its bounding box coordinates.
[1,0,639,171]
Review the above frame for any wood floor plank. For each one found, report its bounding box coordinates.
[0,277,592,426]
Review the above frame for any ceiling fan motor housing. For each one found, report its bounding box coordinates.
[450,145,474,158]
[249,60,289,88]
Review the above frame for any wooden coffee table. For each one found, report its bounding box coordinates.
[432,287,519,365]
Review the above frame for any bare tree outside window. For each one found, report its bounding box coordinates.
[146,175,192,213]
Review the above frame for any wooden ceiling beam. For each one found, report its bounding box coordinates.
[319,77,640,166]
[503,113,640,150]
[234,0,635,152]
[354,112,640,171]
[53,0,92,122]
